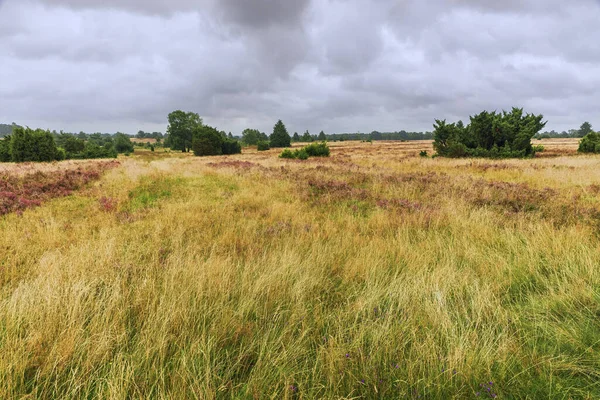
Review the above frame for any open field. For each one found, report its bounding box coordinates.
[1,139,599,398]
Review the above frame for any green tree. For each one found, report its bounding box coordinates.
[433,108,545,158]
[242,129,262,145]
[270,120,291,148]
[192,125,223,156]
[301,130,313,142]
[64,136,85,154]
[318,131,327,141]
[292,132,300,142]
[167,110,202,152]
[578,122,593,138]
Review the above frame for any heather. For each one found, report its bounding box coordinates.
[0,140,599,399]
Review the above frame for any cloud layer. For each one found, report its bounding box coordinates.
[1,0,599,134]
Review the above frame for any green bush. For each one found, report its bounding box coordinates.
[419,150,428,157]
[257,141,270,151]
[114,133,134,154]
[279,149,296,159]
[221,139,242,155]
[279,142,330,160]
[304,142,330,157]
[532,145,544,154]
[296,149,309,160]
[433,108,546,158]
[10,127,62,162]
[192,126,223,156]
[578,132,600,153]
[0,136,11,162]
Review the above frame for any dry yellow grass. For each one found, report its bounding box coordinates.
[1,141,599,399]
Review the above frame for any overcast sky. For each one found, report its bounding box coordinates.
[1,0,599,135]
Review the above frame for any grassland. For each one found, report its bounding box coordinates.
[1,139,599,399]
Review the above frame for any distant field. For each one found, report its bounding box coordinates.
[131,138,158,144]
[1,139,599,399]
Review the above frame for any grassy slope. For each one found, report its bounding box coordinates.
[0,142,599,399]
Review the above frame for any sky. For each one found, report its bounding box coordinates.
[1,0,599,135]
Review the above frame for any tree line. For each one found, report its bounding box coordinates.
[0,127,134,162]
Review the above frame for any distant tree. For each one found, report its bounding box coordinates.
[136,130,146,139]
[228,132,234,140]
[114,133,134,153]
[64,136,85,154]
[292,132,300,142]
[318,131,327,141]
[578,122,593,138]
[241,128,262,145]
[77,131,87,140]
[270,120,292,148]
[167,110,202,152]
[301,130,313,142]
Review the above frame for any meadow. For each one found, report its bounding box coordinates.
[0,139,599,399]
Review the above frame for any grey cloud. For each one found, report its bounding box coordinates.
[1,0,600,134]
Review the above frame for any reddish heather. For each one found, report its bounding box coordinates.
[0,161,119,216]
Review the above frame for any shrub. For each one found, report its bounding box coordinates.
[419,150,428,157]
[279,143,330,160]
[76,142,117,159]
[114,133,134,154]
[10,127,62,162]
[433,108,546,158]
[64,136,86,154]
[279,149,296,159]
[257,141,270,151]
[192,126,223,156]
[0,136,11,162]
[578,132,600,153]
[221,139,242,155]
[304,142,330,157]
[296,148,309,160]
[532,145,544,154]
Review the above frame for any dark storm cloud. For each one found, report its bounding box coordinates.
[1,0,600,134]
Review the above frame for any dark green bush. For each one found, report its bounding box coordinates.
[433,108,546,158]
[0,136,11,162]
[257,141,270,151]
[114,133,134,154]
[221,139,242,155]
[578,132,600,153]
[304,142,330,157]
[419,150,428,157]
[192,126,223,156]
[10,127,62,162]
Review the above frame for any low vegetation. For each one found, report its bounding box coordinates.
[280,142,330,159]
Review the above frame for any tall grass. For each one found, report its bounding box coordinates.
[0,142,599,399]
